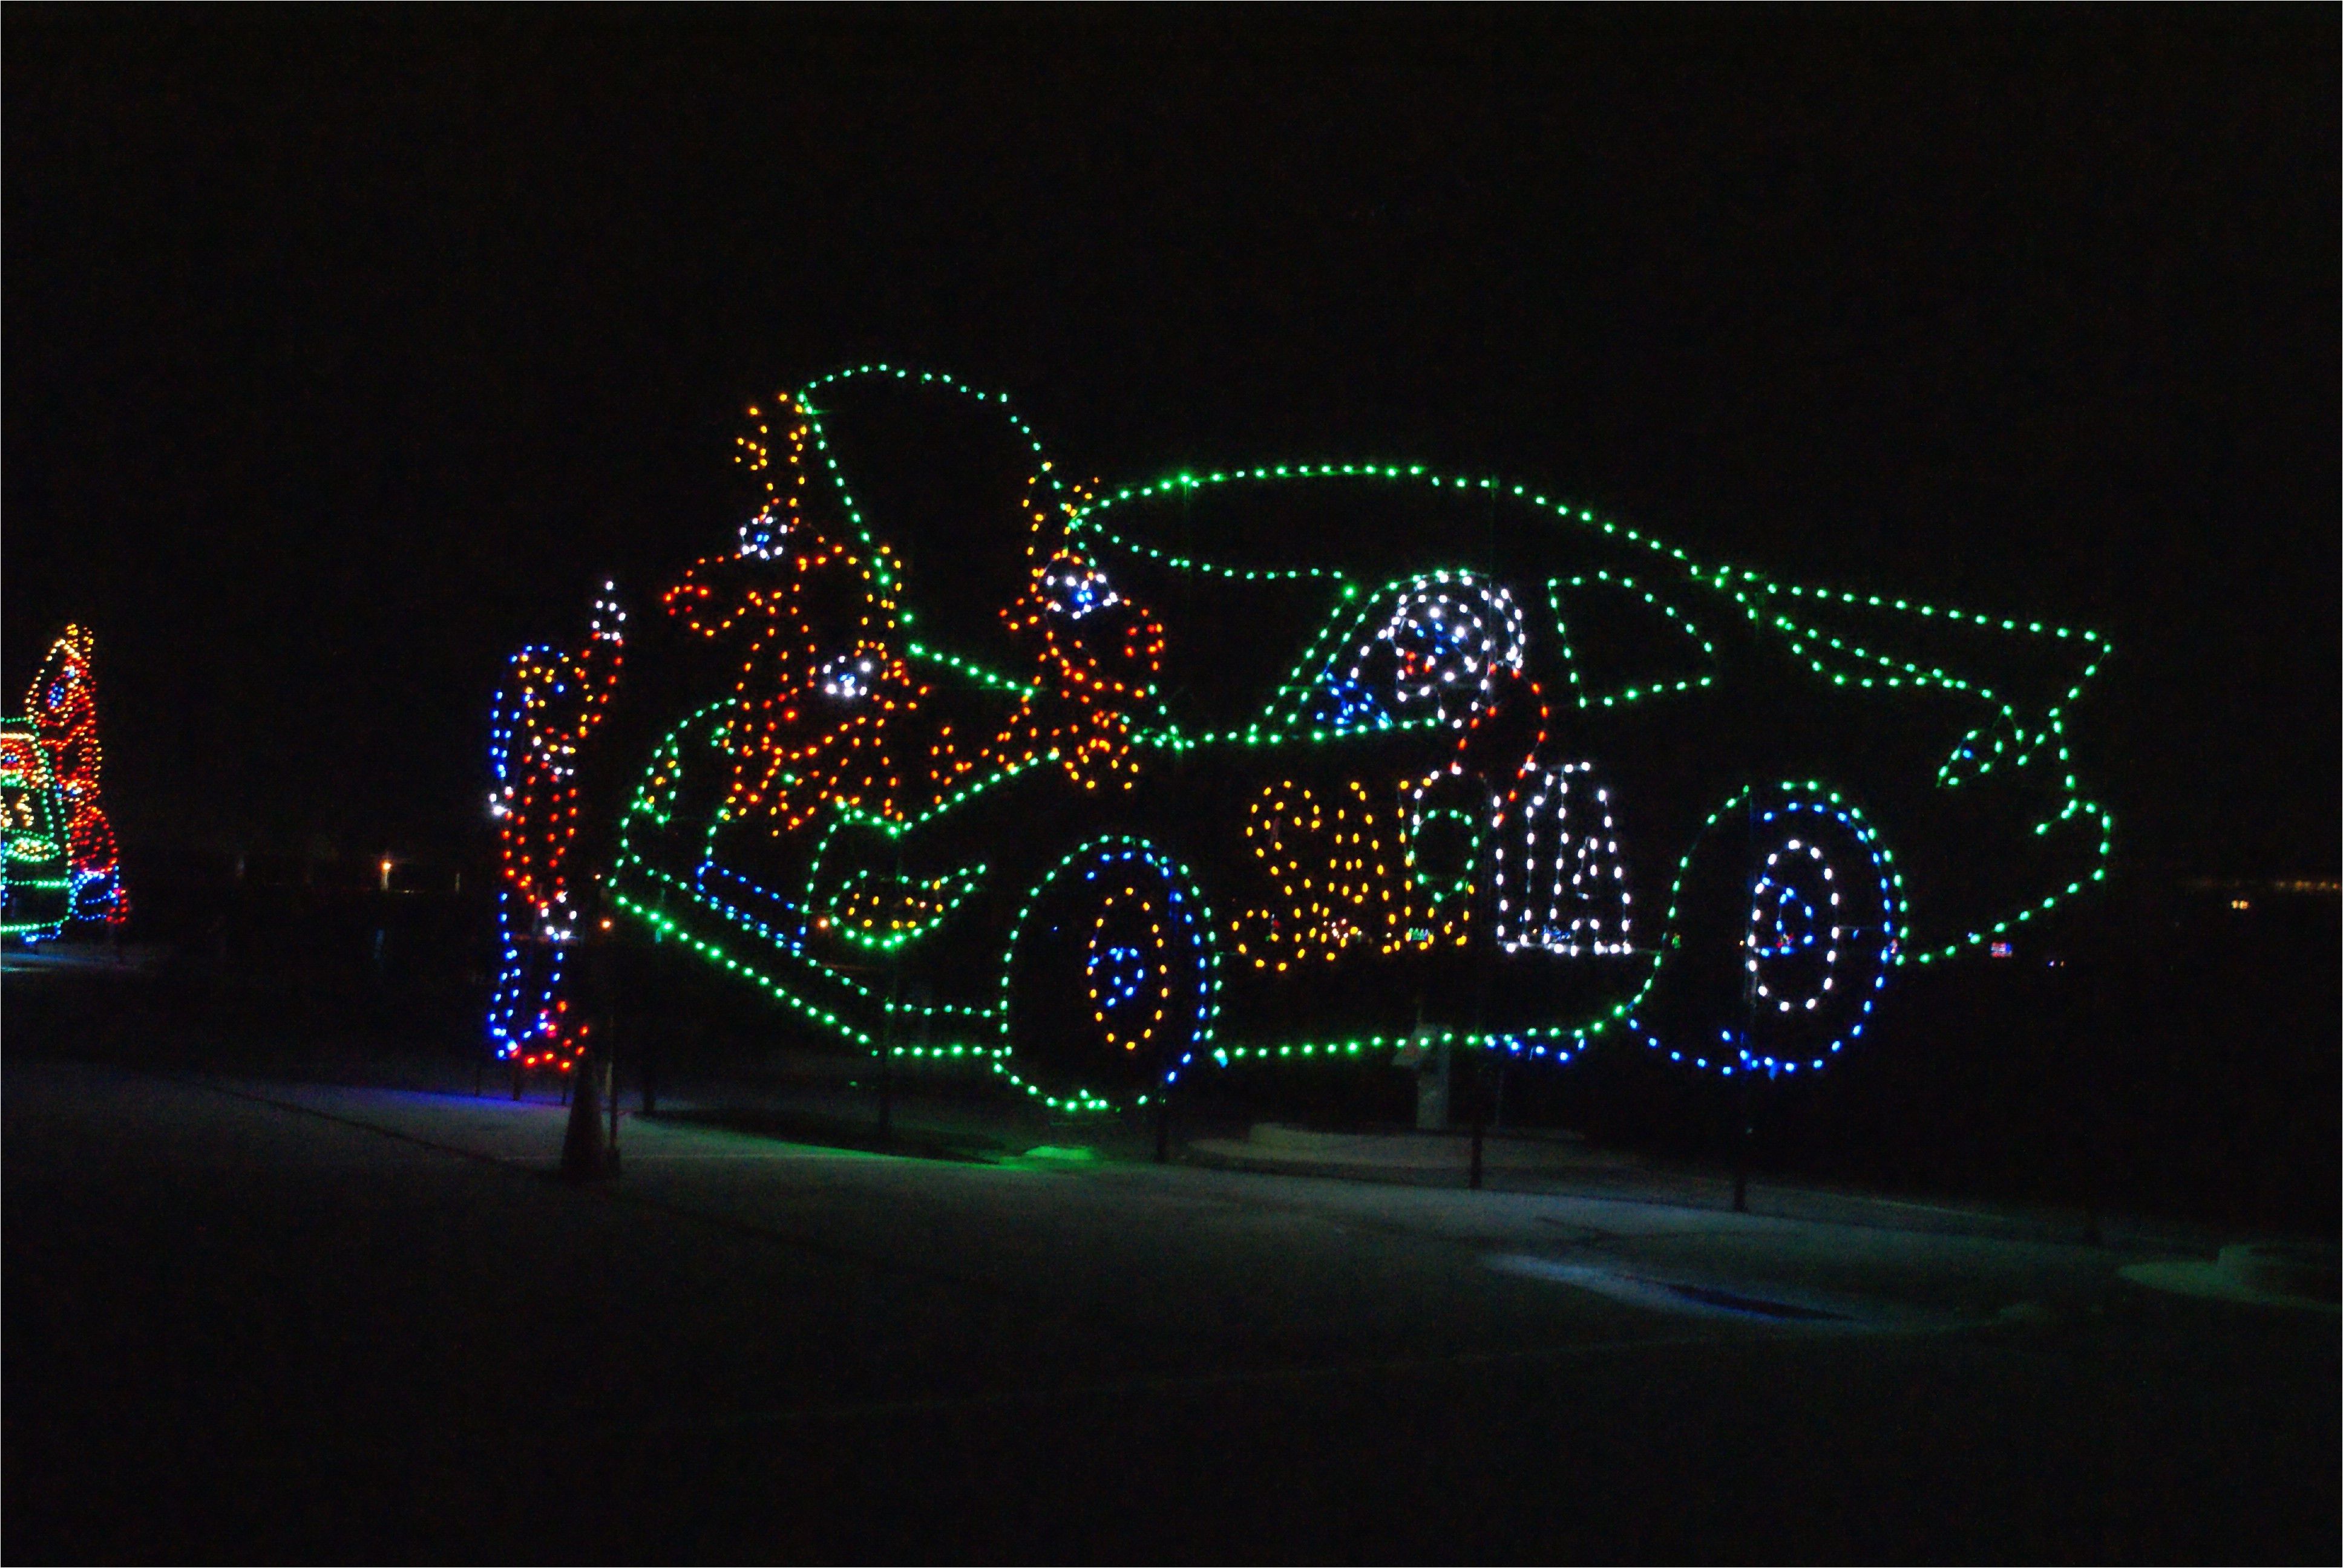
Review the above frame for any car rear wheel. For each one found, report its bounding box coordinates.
[1000,838,1219,1111]
[1633,785,1903,1075]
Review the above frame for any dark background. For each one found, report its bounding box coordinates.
[6,8,2335,877]
[4,10,2335,1230]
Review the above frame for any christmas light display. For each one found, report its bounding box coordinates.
[1623,786,1902,1075]
[1,721,71,939]
[585,363,2113,1111]
[981,548,1165,794]
[1237,779,1406,965]
[19,626,126,926]
[998,837,1219,1110]
[486,584,625,1068]
[1492,760,1633,957]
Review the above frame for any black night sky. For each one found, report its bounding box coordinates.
[6,8,2335,878]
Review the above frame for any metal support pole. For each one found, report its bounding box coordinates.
[1732,789,1756,1214]
[876,847,903,1145]
[1468,1051,1486,1191]
[601,928,620,1172]
[1732,1067,1751,1214]
[606,1043,620,1174]
[1467,788,1496,1187]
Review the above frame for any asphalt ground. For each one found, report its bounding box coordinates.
[6,1056,2336,1563]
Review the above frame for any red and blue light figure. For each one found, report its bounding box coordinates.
[487,584,625,1068]
[25,626,127,926]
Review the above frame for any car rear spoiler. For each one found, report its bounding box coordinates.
[1703,567,2112,780]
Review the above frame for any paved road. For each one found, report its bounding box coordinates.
[5,1060,2334,1561]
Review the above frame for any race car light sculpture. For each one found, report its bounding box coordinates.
[506,364,2113,1114]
